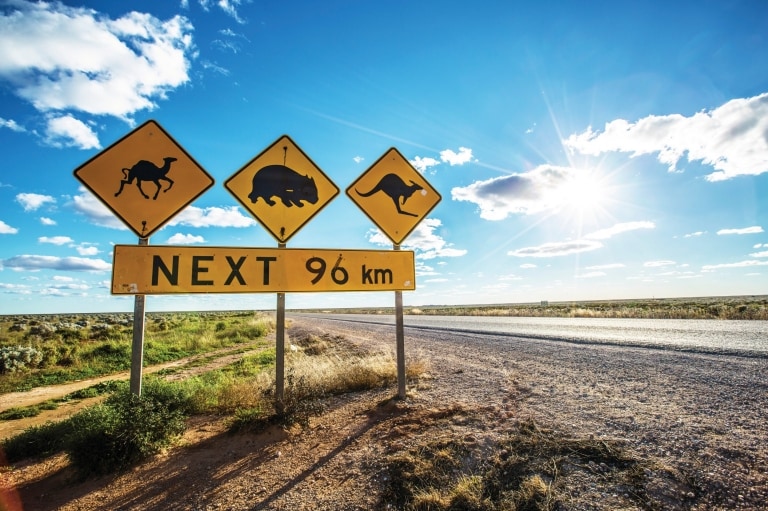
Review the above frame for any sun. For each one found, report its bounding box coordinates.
[558,170,609,212]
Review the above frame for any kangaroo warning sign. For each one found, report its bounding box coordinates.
[225,135,339,244]
[73,120,214,238]
[346,147,441,245]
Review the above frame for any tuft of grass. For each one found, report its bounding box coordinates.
[384,417,662,511]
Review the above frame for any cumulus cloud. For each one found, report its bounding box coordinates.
[0,2,195,146]
[71,188,127,230]
[38,236,73,245]
[168,206,257,228]
[0,220,19,234]
[410,156,440,174]
[410,147,474,174]
[44,115,100,150]
[564,92,768,181]
[716,226,764,235]
[684,231,706,238]
[440,147,474,166]
[366,218,467,260]
[16,193,56,211]
[167,233,205,244]
[40,217,56,225]
[451,165,581,220]
[2,254,111,272]
[76,244,100,256]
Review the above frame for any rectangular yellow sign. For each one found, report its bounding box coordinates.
[112,245,415,294]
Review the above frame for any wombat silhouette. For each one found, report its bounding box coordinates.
[356,173,423,217]
[248,164,319,207]
[115,156,177,200]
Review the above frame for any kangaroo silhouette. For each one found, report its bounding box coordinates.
[115,156,177,200]
[356,173,423,217]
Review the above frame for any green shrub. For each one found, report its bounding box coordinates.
[65,379,192,476]
[2,420,76,461]
[0,346,43,374]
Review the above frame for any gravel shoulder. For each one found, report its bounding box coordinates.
[3,316,768,510]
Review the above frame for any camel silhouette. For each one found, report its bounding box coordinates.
[115,157,177,200]
[356,173,423,217]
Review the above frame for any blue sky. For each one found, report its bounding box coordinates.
[1,0,767,314]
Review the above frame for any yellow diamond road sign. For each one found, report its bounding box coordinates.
[346,147,441,245]
[73,120,214,238]
[225,135,339,244]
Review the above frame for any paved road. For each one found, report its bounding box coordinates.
[291,313,768,357]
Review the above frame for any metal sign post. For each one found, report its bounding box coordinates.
[275,242,286,413]
[394,244,406,399]
[130,237,149,396]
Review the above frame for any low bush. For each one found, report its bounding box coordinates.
[65,378,192,476]
[0,346,43,374]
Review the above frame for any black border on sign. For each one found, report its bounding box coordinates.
[224,134,340,244]
[72,119,215,239]
[345,146,442,245]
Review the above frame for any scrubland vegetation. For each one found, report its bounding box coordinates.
[323,295,768,320]
[0,312,426,477]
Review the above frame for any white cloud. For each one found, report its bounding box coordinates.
[452,164,580,220]
[410,156,440,174]
[440,147,474,166]
[585,263,625,270]
[520,263,537,269]
[0,2,194,143]
[750,250,768,258]
[0,220,19,234]
[576,271,606,279]
[509,240,603,258]
[75,244,100,256]
[365,218,466,260]
[644,260,676,268]
[564,92,768,181]
[16,192,56,211]
[410,147,473,174]
[716,226,764,235]
[168,206,257,228]
[2,254,111,272]
[703,260,768,271]
[40,217,56,225]
[71,188,127,230]
[1,117,25,132]
[684,231,706,238]
[167,233,205,244]
[353,156,364,164]
[38,236,73,245]
[585,221,655,240]
[44,115,100,149]
[508,221,648,259]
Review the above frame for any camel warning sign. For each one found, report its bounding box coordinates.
[346,147,441,245]
[225,135,339,244]
[73,120,214,238]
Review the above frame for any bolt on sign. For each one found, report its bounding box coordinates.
[225,135,339,244]
[346,147,441,245]
[73,120,214,238]
[111,245,415,294]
